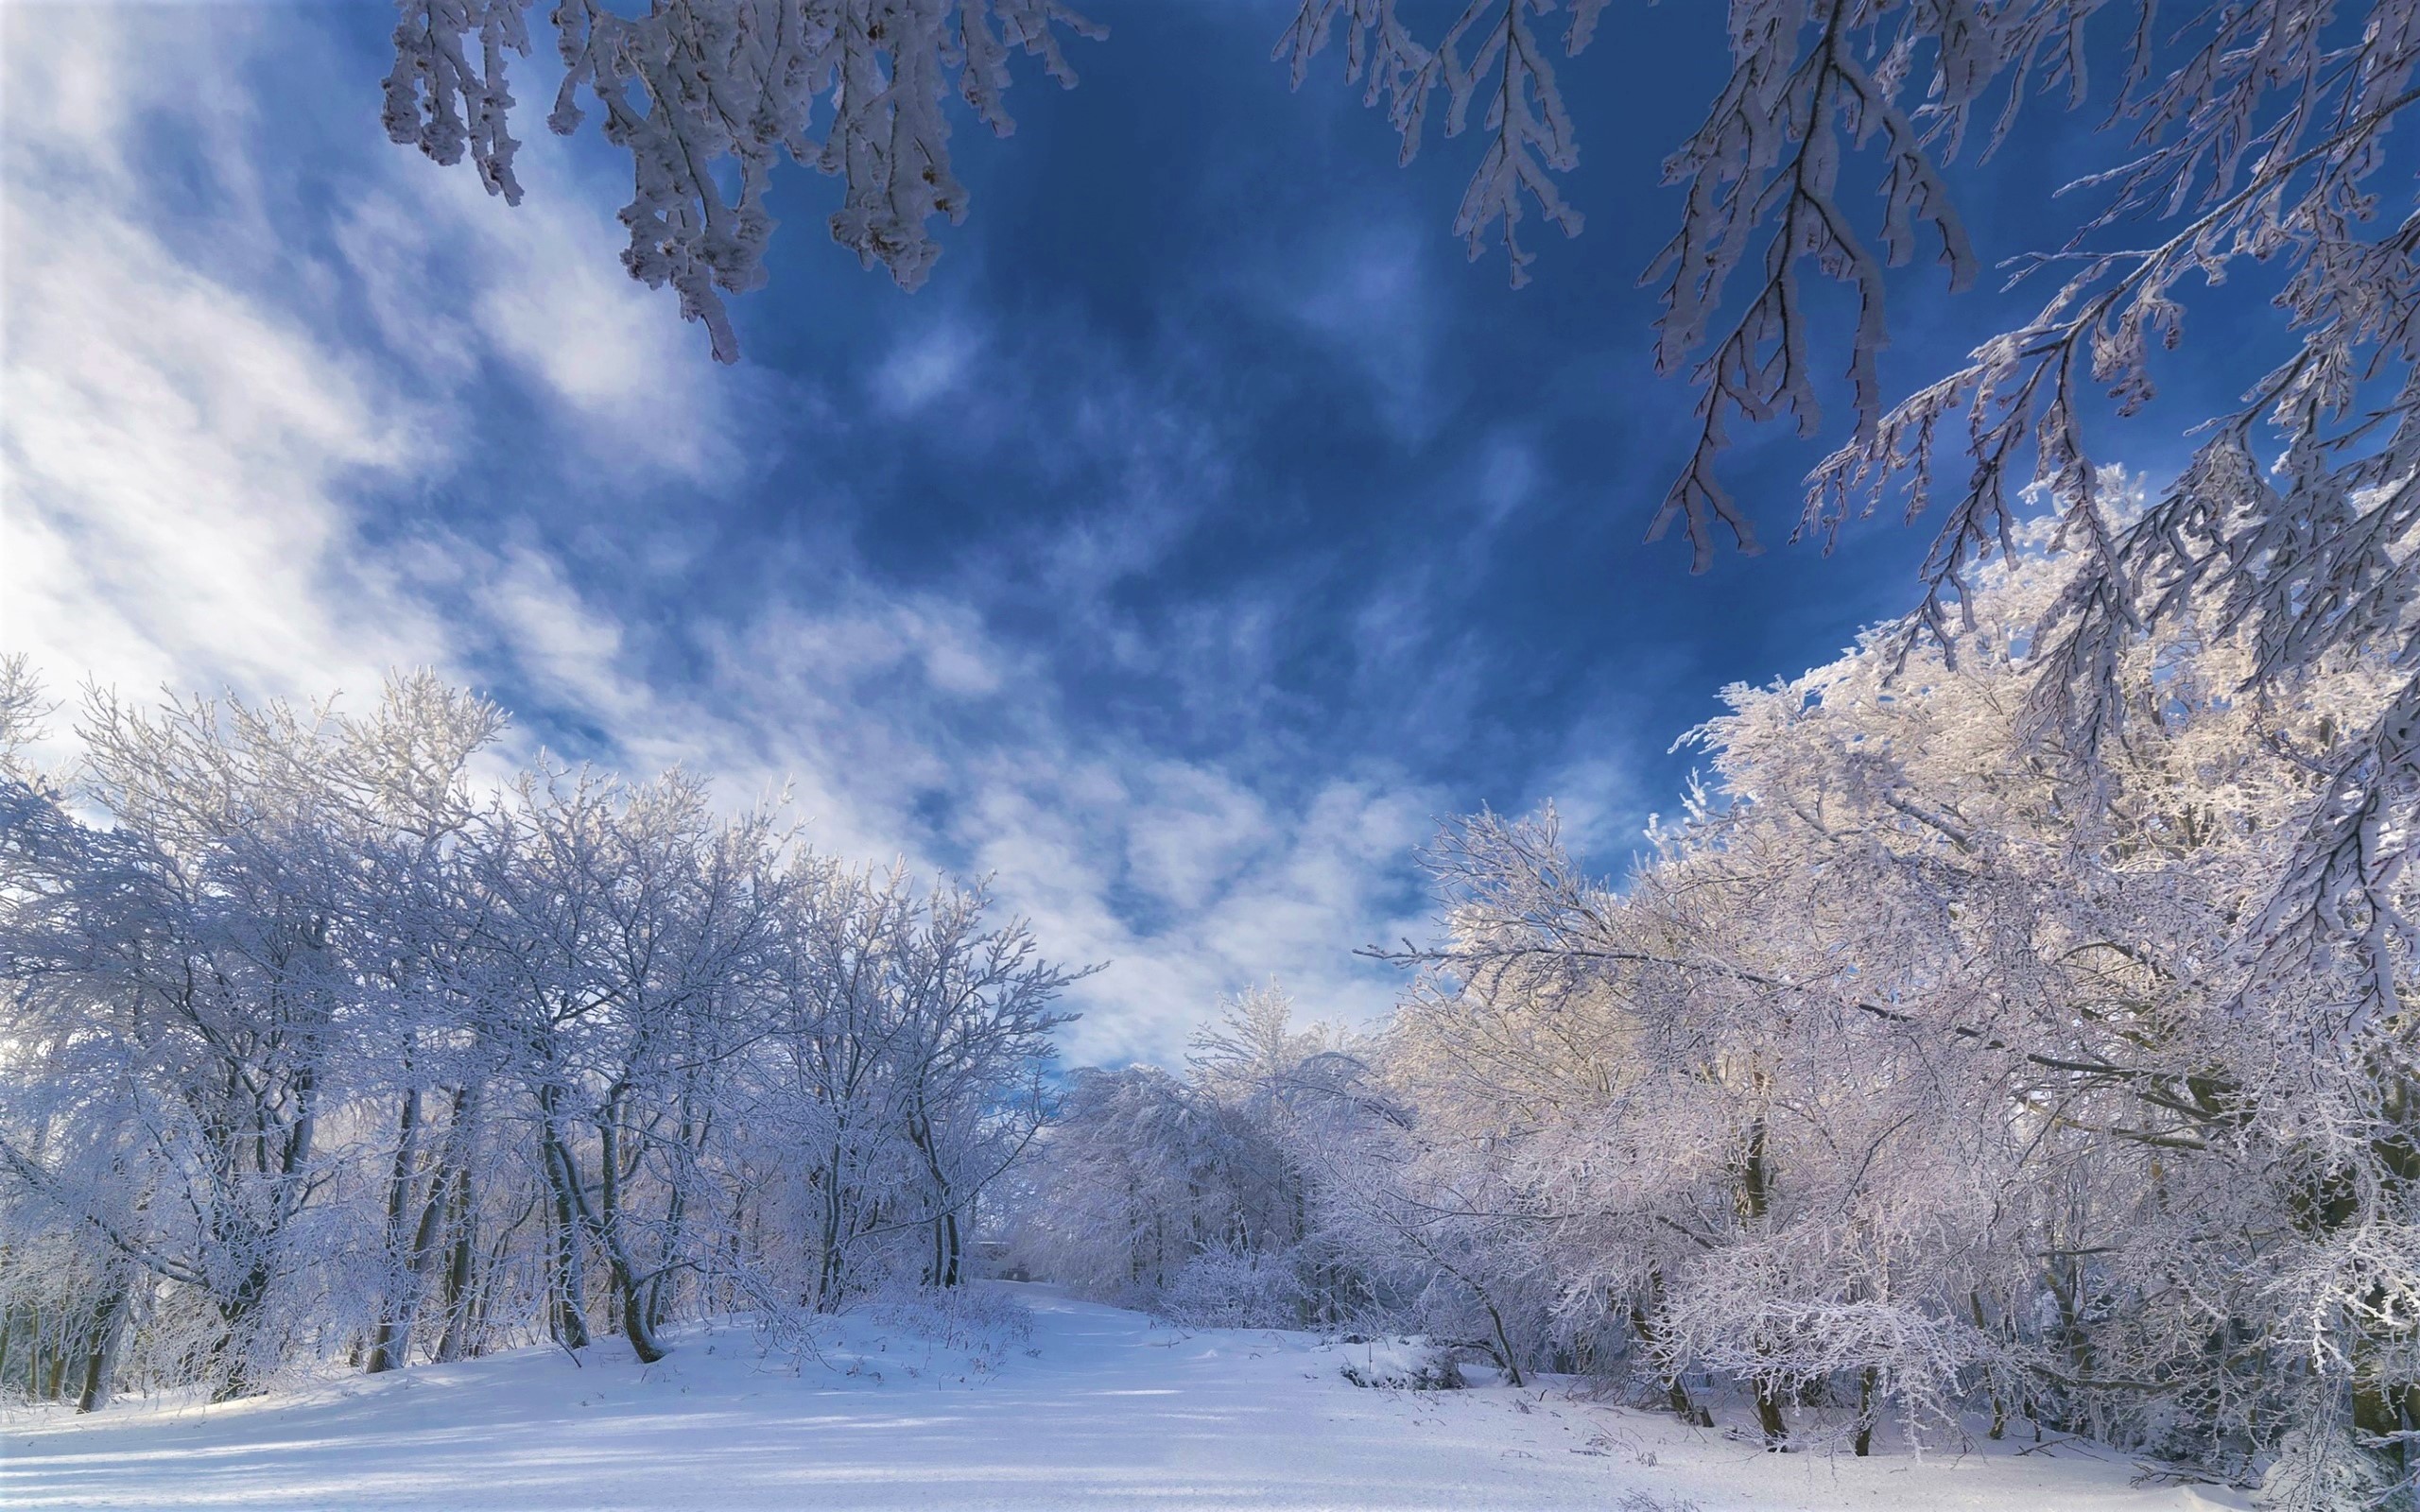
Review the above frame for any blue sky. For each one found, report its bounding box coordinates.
[0,2,2291,1064]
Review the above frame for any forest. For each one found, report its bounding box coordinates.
[5,528,2412,1509]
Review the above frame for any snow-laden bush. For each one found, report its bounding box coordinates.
[1157,1242,1306,1331]
[865,1282,1034,1361]
[1337,1336,1464,1392]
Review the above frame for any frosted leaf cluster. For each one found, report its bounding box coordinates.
[383,0,1099,361]
[0,660,1078,1405]
[1276,1,1606,284]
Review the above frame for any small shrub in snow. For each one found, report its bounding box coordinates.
[1337,1338,1464,1391]
[1157,1243,1305,1331]
[868,1284,1033,1351]
[1613,1495,1703,1512]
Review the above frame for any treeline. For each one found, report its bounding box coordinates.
[1016,539,2420,1510]
[0,664,1077,1406]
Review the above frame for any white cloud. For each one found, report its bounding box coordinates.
[1124,762,1273,914]
[1,18,436,708]
[872,318,981,414]
[686,590,1437,1064]
[0,5,737,702]
[1476,431,1538,525]
[0,3,1447,1068]
[1272,219,1437,438]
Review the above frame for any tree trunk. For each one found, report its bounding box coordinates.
[588,1115,665,1364]
[367,1089,424,1374]
[1754,1380,1789,1449]
[646,1099,701,1331]
[817,1143,850,1311]
[210,1259,276,1401]
[538,1112,592,1349]
[74,1285,130,1414]
[1480,1295,1525,1389]
[435,1164,477,1362]
[1737,1109,1787,1448]
[1854,1366,1879,1456]
[907,1108,962,1289]
[9,1305,31,1396]
[1629,1296,1712,1427]
[1971,1293,2007,1440]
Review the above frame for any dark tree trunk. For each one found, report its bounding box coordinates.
[1754,1381,1789,1449]
[907,1108,961,1289]
[1854,1366,1879,1456]
[367,1089,425,1374]
[1462,1289,1525,1389]
[435,1165,477,1362]
[1737,1111,1787,1449]
[1629,1297,1713,1427]
[1971,1293,2007,1440]
[817,1144,850,1311]
[586,1114,664,1364]
[210,1260,274,1401]
[75,1285,130,1414]
[538,1100,592,1349]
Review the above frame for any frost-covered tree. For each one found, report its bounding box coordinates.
[1005,508,2415,1499]
[0,662,1080,1405]
[1014,986,1362,1324]
[0,672,503,1399]
[739,857,1078,1313]
[461,765,786,1361]
[1356,517,2419,1499]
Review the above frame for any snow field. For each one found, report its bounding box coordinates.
[3,1285,2247,1512]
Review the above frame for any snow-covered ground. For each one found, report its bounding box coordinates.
[3,1285,2246,1512]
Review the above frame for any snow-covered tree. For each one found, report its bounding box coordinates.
[736,857,1078,1313]
[0,673,502,1399]
[1346,517,2418,1497]
[1014,986,1360,1324]
[1005,506,2414,1498]
[0,664,1080,1403]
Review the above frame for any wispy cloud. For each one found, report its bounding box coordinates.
[0,3,1443,1066]
[4,10,434,706]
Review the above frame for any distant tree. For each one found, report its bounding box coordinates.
[1015,987,1348,1321]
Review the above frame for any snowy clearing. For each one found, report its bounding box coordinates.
[3,1285,2245,1512]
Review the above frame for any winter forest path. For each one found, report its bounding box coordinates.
[2,1285,2240,1511]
